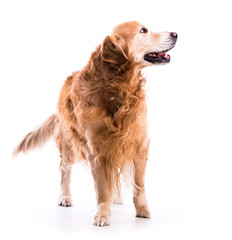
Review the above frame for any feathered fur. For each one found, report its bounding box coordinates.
[13,114,58,157]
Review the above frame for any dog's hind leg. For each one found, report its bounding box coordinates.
[112,190,123,205]
[57,130,74,207]
[58,159,73,207]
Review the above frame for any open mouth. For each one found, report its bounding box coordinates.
[144,50,171,64]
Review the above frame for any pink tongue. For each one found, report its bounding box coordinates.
[158,52,171,58]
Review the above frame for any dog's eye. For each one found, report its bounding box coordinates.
[140,28,148,33]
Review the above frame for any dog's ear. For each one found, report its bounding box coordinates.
[102,35,128,65]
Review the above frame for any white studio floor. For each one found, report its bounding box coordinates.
[1,141,231,240]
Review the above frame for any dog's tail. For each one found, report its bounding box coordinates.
[13,113,58,157]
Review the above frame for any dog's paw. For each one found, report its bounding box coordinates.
[113,199,123,205]
[136,206,150,218]
[58,196,72,207]
[112,196,123,205]
[93,214,110,227]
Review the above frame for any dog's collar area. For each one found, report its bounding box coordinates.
[144,51,171,64]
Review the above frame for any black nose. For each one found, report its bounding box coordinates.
[171,32,178,39]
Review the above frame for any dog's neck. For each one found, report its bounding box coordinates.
[80,45,144,87]
[75,45,146,116]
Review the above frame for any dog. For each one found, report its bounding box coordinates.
[13,21,177,226]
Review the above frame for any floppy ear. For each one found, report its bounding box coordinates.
[102,35,128,65]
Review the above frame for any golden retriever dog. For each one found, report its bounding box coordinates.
[13,21,177,226]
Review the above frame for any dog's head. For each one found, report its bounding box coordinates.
[102,21,177,68]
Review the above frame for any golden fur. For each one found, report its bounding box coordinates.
[14,21,177,226]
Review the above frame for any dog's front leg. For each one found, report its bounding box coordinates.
[90,157,112,226]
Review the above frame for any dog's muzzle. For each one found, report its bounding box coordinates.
[144,32,178,64]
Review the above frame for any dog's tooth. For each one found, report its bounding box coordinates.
[164,53,168,58]
[148,53,156,57]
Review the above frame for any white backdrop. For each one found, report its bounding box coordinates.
[0,0,232,239]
